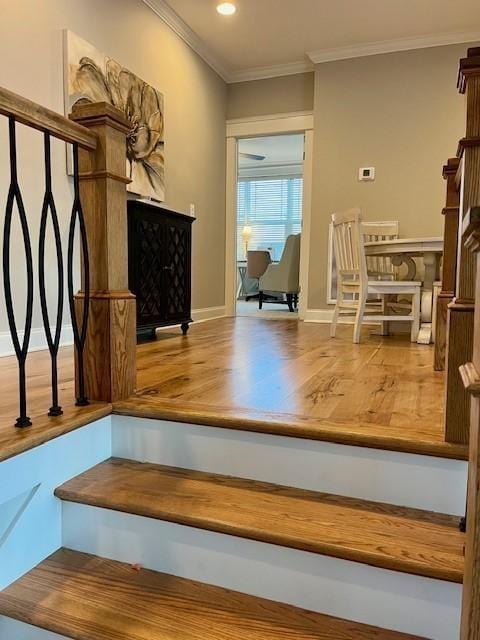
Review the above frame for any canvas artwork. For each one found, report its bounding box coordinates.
[64,31,165,201]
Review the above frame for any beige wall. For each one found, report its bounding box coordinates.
[227,72,314,119]
[0,0,227,338]
[308,44,469,309]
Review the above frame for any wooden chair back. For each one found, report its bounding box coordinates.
[362,221,399,278]
[331,208,367,285]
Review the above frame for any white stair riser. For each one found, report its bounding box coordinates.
[112,415,467,515]
[62,502,462,640]
[0,618,68,639]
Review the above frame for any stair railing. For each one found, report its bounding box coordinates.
[443,48,480,445]
[452,46,480,640]
[433,157,460,372]
[0,88,136,427]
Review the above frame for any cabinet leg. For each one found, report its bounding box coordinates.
[181,322,190,335]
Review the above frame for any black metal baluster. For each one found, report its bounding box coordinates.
[3,117,34,427]
[67,143,90,406]
[39,132,64,416]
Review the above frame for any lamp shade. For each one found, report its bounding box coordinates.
[242,225,252,240]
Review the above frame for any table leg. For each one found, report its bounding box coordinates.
[237,266,248,299]
[416,252,440,344]
[236,272,242,299]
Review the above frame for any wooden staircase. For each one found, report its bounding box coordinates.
[0,444,465,639]
[54,458,464,583]
[0,549,425,640]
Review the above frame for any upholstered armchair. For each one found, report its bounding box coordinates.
[259,234,301,312]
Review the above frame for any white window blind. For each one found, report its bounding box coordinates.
[237,177,303,261]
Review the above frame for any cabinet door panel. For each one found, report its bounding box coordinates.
[163,219,192,322]
[129,212,166,327]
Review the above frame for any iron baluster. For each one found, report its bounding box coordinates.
[39,132,64,416]
[3,117,34,428]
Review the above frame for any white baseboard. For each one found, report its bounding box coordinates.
[304,309,411,335]
[0,306,227,356]
[304,308,360,324]
[155,306,227,332]
[191,306,226,323]
[303,308,335,323]
[0,325,73,358]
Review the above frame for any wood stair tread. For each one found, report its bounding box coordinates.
[112,396,468,461]
[0,402,112,463]
[55,458,465,583]
[0,548,428,640]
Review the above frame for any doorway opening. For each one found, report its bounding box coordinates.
[235,133,305,319]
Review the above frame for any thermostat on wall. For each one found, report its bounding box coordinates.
[359,167,375,181]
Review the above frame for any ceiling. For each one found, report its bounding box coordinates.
[146,0,480,81]
[238,135,304,168]
[238,134,304,179]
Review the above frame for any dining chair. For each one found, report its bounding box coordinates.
[362,221,399,279]
[330,209,421,343]
[245,250,271,301]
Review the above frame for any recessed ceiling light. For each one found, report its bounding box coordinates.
[216,2,236,16]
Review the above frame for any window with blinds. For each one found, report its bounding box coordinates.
[237,177,303,261]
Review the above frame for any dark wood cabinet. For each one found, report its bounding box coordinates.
[128,200,194,341]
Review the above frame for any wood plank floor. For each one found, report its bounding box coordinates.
[0,346,110,462]
[0,548,428,639]
[55,458,464,582]
[123,318,465,459]
[0,317,466,461]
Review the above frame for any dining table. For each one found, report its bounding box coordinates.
[364,236,443,344]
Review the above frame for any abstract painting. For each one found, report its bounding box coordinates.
[64,31,165,201]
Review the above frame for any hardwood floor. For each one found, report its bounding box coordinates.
[125,317,465,459]
[0,548,427,639]
[135,319,442,423]
[56,458,464,582]
[0,346,110,462]
[0,317,466,460]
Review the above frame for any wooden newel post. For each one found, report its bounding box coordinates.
[459,207,480,640]
[444,48,480,444]
[434,157,460,371]
[70,102,136,402]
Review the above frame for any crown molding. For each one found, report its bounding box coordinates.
[142,0,231,81]
[141,3,480,83]
[142,0,313,83]
[228,60,314,83]
[307,30,480,64]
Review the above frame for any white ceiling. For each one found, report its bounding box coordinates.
[238,135,304,167]
[149,0,480,81]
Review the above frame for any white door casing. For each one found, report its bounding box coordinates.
[225,111,314,318]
